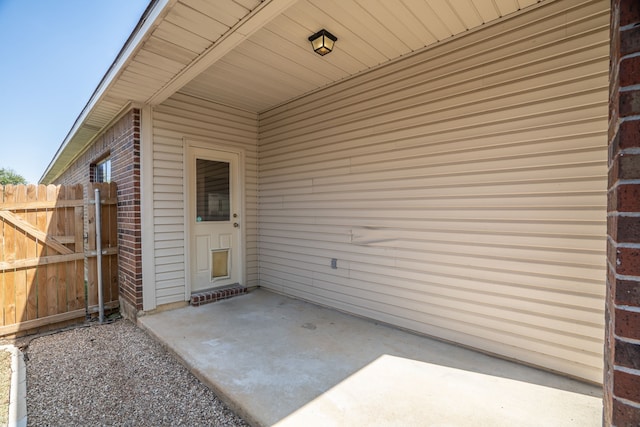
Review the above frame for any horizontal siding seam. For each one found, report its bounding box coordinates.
[259,66,609,145]
[261,43,609,140]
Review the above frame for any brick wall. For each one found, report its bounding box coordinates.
[605,1,640,425]
[54,109,143,314]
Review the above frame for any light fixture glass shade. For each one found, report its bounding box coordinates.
[308,29,337,56]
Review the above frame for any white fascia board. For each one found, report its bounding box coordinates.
[146,0,299,106]
[40,0,174,183]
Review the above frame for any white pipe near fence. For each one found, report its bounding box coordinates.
[94,188,105,324]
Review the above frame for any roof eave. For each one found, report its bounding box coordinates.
[39,0,172,184]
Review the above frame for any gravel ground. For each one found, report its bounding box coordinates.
[22,319,249,427]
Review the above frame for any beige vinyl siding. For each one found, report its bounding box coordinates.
[152,93,259,306]
[257,0,608,383]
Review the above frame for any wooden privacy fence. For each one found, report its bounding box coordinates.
[0,183,118,336]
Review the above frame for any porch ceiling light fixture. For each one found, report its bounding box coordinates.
[308,29,337,56]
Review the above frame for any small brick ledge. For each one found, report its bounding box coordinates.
[190,284,248,307]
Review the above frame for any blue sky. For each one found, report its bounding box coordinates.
[0,0,150,183]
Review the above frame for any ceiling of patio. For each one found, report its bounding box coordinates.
[41,0,545,182]
[178,0,543,113]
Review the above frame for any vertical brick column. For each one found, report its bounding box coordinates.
[114,109,143,314]
[605,1,640,425]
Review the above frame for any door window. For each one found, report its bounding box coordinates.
[196,159,230,222]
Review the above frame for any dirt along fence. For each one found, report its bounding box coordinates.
[0,183,118,336]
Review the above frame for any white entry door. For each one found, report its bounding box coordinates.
[188,147,242,292]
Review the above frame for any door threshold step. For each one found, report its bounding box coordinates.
[190,284,248,307]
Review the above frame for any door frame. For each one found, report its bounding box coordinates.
[183,139,246,299]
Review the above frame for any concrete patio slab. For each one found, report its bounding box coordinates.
[138,289,602,427]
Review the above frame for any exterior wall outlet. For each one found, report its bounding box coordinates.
[331,258,338,269]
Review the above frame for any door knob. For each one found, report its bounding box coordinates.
[233,222,240,228]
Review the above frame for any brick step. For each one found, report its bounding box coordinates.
[190,284,248,307]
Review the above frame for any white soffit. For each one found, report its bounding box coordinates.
[179,0,544,113]
[41,0,544,182]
